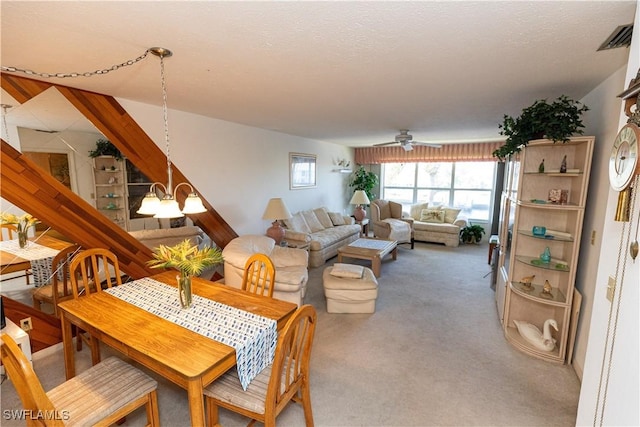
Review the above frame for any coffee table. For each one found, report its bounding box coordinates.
[337,237,397,277]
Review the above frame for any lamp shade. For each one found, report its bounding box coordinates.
[349,190,371,206]
[153,198,184,218]
[137,192,161,215]
[262,198,292,220]
[181,193,207,214]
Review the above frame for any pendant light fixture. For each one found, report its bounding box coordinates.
[137,47,206,218]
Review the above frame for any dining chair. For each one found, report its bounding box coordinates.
[204,304,317,427]
[241,253,276,298]
[1,334,160,427]
[69,247,123,364]
[31,244,82,317]
[1,223,32,285]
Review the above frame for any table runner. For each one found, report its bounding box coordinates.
[105,277,277,390]
[0,240,59,287]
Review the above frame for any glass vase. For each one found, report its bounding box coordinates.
[177,272,193,309]
[17,230,28,249]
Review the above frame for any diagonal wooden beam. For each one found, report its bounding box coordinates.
[1,73,238,248]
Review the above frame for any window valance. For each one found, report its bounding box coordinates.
[354,141,504,164]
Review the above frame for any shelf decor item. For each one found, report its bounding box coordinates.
[513,319,558,352]
[532,226,546,236]
[1,212,39,248]
[147,239,224,309]
[493,95,589,160]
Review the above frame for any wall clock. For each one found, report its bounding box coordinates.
[609,123,640,191]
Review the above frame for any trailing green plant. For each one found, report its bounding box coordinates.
[493,95,589,160]
[459,224,485,244]
[89,138,123,160]
[349,166,379,202]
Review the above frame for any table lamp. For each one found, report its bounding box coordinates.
[350,190,370,221]
[262,198,292,245]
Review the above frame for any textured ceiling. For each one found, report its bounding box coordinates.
[0,1,636,147]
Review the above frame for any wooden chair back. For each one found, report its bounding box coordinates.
[266,304,317,423]
[50,244,82,317]
[1,223,18,241]
[1,334,64,427]
[69,247,122,298]
[241,253,276,298]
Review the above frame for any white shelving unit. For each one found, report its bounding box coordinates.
[93,156,128,230]
[498,136,594,363]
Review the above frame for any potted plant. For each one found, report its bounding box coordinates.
[89,138,123,160]
[147,239,224,308]
[460,224,485,244]
[349,166,379,202]
[493,95,589,160]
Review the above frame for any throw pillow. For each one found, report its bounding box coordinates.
[283,212,312,234]
[440,207,462,224]
[302,209,325,233]
[420,208,445,223]
[410,203,429,221]
[314,207,334,228]
[330,263,364,279]
[328,212,346,226]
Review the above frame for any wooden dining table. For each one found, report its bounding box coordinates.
[57,270,298,426]
[0,234,71,278]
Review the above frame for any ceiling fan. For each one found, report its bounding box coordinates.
[373,130,442,151]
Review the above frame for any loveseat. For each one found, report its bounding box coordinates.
[405,203,468,247]
[222,235,309,306]
[282,207,361,268]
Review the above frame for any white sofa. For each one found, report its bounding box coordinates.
[405,203,468,247]
[282,207,361,268]
[128,225,206,249]
[222,235,309,306]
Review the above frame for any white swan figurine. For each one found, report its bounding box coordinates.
[513,319,558,352]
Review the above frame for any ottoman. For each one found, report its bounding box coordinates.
[323,263,379,313]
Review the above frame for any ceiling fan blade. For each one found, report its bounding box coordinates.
[373,141,399,147]
[412,141,443,148]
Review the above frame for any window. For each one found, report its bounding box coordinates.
[381,161,496,221]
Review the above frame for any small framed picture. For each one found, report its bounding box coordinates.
[548,189,569,204]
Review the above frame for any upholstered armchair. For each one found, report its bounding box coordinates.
[370,199,414,248]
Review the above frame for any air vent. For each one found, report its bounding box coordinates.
[598,24,633,51]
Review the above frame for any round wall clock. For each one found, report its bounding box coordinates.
[609,123,640,191]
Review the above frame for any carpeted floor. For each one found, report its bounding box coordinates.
[1,242,581,426]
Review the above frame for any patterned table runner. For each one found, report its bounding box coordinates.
[106,277,277,390]
[0,240,60,287]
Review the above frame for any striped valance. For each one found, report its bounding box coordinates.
[354,141,504,164]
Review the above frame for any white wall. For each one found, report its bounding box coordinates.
[573,65,627,378]
[118,99,355,236]
[576,2,639,425]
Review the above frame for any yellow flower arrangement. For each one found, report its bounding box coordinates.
[147,239,224,276]
[0,212,39,234]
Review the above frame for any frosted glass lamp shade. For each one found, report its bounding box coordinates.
[153,198,184,218]
[181,193,207,214]
[137,192,161,215]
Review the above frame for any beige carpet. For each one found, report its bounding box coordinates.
[1,242,580,426]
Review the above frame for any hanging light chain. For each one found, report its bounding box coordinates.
[1,49,151,79]
[158,51,173,195]
[1,104,11,142]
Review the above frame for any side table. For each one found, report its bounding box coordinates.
[488,234,499,264]
[354,218,370,237]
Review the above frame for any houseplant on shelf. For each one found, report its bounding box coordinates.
[1,212,39,248]
[493,95,589,160]
[89,138,123,160]
[460,224,485,244]
[147,239,224,308]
